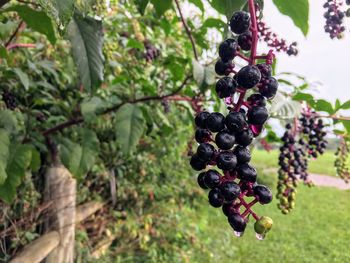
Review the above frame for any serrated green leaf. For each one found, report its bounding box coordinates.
[115,104,145,154]
[81,97,104,121]
[12,68,29,90]
[134,0,149,15]
[5,5,57,44]
[67,12,104,93]
[272,0,309,36]
[150,0,173,17]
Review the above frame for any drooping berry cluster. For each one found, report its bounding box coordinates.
[1,90,17,110]
[144,40,160,62]
[334,137,350,182]
[191,5,278,239]
[257,21,298,56]
[277,114,328,214]
[299,114,328,158]
[323,0,346,39]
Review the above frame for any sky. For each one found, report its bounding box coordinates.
[263,0,350,103]
[183,0,350,104]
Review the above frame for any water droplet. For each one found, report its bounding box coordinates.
[234,231,244,237]
[255,233,265,240]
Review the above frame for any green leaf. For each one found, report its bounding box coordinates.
[150,0,173,17]
[59,129,99,179]
[115,104,145,154]
[0,144,32,204]
[342,120,350,134]
[292,92,313,101]
[340,100,350,110]
[188,0,204,12]
[12,68,29,90]
[270,91,302,119]
[0,130,10,185]
[0,45,8,59]
[81,97,104,121]
[202,18,226,30]
[5,5,56,44]
[313,99,333,114]
[38,0,75,30]
[29,148,41,172]
[67,12,105,93]
[0,110,23,135]
[209,0,247,19]
[272,0,309,36]
[127,39,144,50]
[134,0,149,15]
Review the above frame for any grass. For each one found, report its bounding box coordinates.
[191,185,350,263]
[251,149,338,176]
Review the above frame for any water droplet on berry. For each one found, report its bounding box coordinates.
[255,233,265,240]
[233,231,244,237]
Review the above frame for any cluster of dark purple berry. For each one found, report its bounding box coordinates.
[1,90,17,110]
[144,41,160,62]
[299,114,328,158]
[191,10,277,239]
[257,21,298,56]
[323,0,348,39]
[335,137,350,182]
[277,114,328,214]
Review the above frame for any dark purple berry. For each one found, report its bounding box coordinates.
[225,112,247,133]
[215,59,233,76]
[234,146,251,163]
[195,111,210,128]
[236,129,254,146]
[197,143,215,162]
[215,131,235,150]
[247,106,269,125]
[220,182,241,202]
[256,63,272,79]
[253,184,273,204]
[236,65,261,89]
[197,172,208,189]
[247,93,266,106]
[237,163,257,182]
[222,203,236,217]
[206,112,225,132]
[237,31,252,51]
[190,154,206,171]
[204,170,221,189]
[217,151,237,171]
[208,188,224,208]
[216,77,237,98]
[260,77,278,99]
[230,11,251,35]
[195,128,211,143]
[219,38,238,62]
[228,213,247,232]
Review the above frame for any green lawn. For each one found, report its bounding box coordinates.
[251,149,338,176]
[191,185,350,263]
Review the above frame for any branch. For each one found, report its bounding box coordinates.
[42,75,193,136]
[6,43,36,50]
[174,0,199,61]
[5,21,24,48]
[318,115,350,121]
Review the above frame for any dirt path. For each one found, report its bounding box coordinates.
[310,174,350,190]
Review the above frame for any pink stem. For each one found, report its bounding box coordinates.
[248,0,258,66]
[6,43,36,50]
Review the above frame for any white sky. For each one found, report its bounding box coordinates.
[184,0,350,104]
[258,1,350,103]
